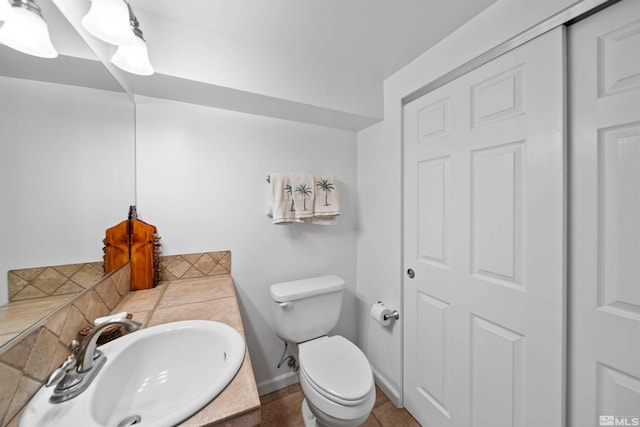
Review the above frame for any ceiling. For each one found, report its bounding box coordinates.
[119,0,499,130]
[4,0,499,130]
[130,0,498,81]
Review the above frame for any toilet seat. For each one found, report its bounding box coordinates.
[298,336,374,406]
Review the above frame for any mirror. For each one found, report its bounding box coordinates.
[0,0,135,347]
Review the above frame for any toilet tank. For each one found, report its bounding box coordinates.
[270,275,345,343]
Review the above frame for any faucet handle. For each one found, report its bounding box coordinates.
[70,339,80,354]
[45,355,77,388]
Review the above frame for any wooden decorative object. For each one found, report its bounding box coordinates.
[130,219,161,290]
[103,220,129,274]
[103,206,162,290]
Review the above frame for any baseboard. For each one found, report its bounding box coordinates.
[257,371,300,396]
[371,365,402,408]
[258,365,403,408]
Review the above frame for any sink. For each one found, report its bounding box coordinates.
[20,320,246,427]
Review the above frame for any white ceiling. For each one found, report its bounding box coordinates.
[130,0,498,81]
[122,0,499,130]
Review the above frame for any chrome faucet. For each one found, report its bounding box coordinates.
[45,318,141,403]
[76,318,140,372]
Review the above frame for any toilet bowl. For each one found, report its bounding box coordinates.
[298,336,375,427]
[269,275,376,426]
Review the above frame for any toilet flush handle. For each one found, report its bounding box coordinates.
[279,302,292,308]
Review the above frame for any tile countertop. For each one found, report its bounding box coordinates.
[111,275,261,427]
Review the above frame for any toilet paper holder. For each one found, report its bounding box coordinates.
[377,301,400,321]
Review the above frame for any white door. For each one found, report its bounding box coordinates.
[568,1,640,426]
[403,28,566,426]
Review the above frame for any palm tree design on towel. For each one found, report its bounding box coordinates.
[294,184,313,211]
[285,184,295,211]
[316,178,335,206]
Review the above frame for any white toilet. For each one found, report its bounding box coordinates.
[270,275,375,427]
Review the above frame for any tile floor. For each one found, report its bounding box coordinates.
[260,384,420,427]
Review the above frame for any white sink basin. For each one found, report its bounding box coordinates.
[20,320,245,427]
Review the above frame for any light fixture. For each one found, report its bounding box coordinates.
[0,0,58,58]
[81,0,135,46]
[111,3,153,76]
[0,0,12,21]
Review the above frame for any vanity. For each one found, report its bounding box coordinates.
[109,274,261,426]
[0,251,260,427]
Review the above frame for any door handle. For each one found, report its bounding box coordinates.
[407,268,415,279]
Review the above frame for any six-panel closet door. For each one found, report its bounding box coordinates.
[569,0,640,425]
[403,27,566,426]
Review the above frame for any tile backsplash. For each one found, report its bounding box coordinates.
[160,251,231,280]
[0,250,231,426]
[8,262,104,302]
[0,264,131,426]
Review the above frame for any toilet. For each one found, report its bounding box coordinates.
[270,275,375,427]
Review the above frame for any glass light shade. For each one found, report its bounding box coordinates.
[81,0,135,45]
[0,5,57,58]
[0,0,11,21]
[112,35,153,76]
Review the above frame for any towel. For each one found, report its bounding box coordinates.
[266,173,340,225]
[290,173,315,219]
[266,173,299,224]
[306,176,340,225]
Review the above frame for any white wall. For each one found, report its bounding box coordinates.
[356,0,578,406]
[135,96,358,392]
[0,76,135,305]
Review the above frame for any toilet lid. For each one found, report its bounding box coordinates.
[299,336,373,403]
